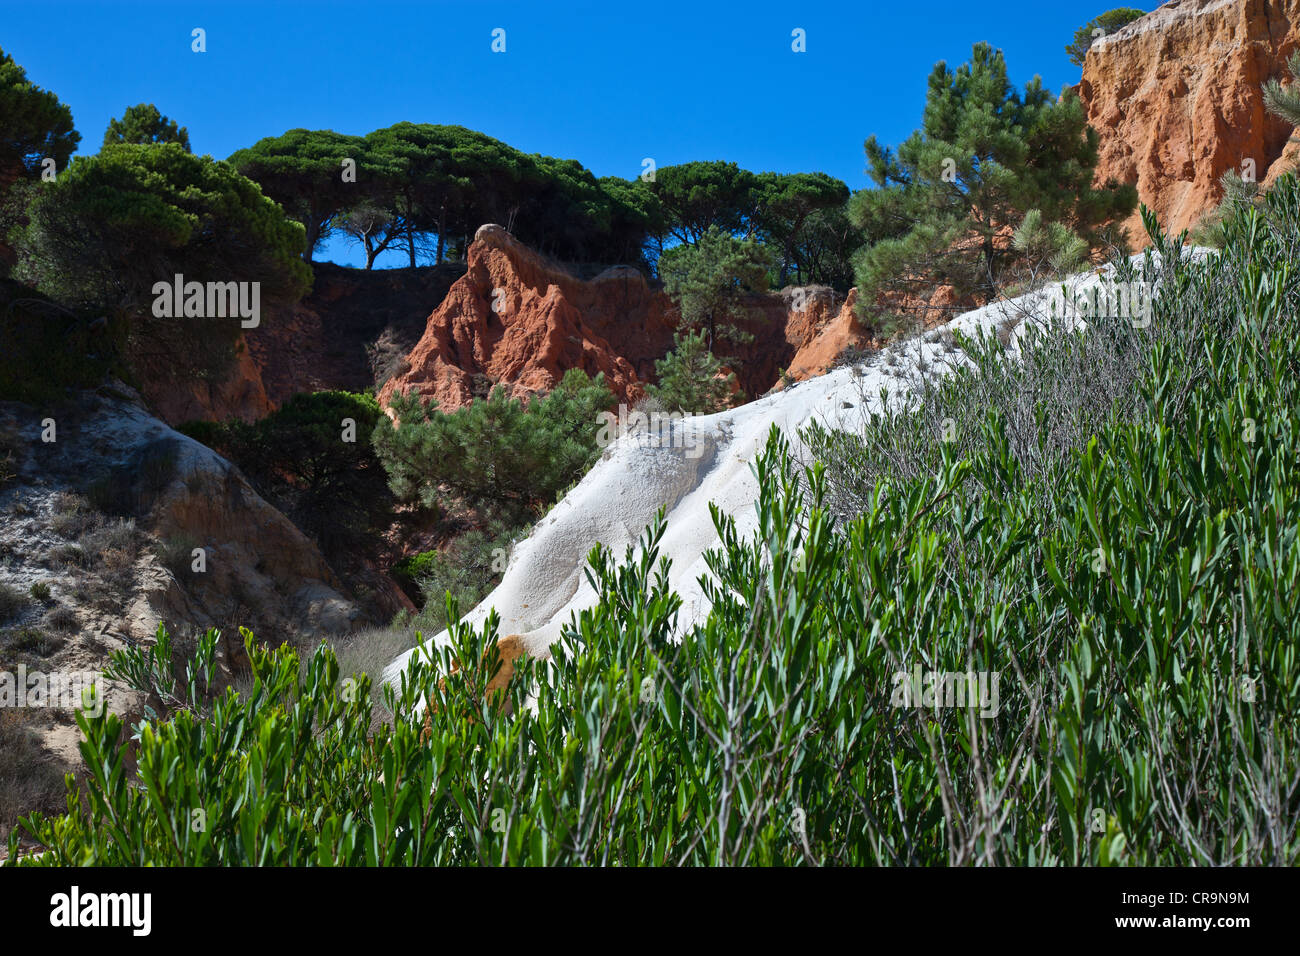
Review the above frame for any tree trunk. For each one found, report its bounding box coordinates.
[982,232,997,301]
[436,202,446,264]
[304,218,319,263]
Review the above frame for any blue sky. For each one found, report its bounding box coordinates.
[2,0,1156,266]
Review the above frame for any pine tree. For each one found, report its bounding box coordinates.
[103,103,190,150]
[1064,9,1146,68]
[850,42,1136,308]
[646,329,739,414]
[657,225,773,355]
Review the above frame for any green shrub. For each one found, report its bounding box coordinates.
[0,432,16,488]
[646,329,740,414]
[396,523,517,635]
[78,517,138,563]
[1065,8,1146,67]
[2,626,61,658]
[28,582,50,602]
[0,708,69,845]
[49,543,88,570]
[0,280,118,404]
[41,604,77,634]
[50,495,97,538]
[179,391,392,559]
[391,550,439,591]
[375,368,614,522]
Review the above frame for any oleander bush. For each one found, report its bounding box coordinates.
[7,181,1300,866]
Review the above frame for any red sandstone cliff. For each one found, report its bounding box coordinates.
[132,334,273,426]
[378,225,675,411]
[1078,0,1300,244]
[378,225,873,413]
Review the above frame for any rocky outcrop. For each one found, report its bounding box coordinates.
[1078,0,1300,243]
[0,385,363,655]
[379,225,677,412]
[248,261,467,406]
[134,337,274,426]
[0,385,370,821]
[781,288,867,382]
[379,225,873,413]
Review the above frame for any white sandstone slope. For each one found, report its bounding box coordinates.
[382,264,1145,684]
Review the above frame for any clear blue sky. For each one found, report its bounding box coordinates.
[2,0,1156,266]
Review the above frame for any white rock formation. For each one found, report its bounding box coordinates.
[383,261,1162,684]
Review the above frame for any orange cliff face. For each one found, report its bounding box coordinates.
[146,222,871,426]
[131,332,274,426]
[378,224,676,413]
[1078,0,1300,245]
[378,224,874,414]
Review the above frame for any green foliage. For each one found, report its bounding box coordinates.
[178,391,391,557]
[0,583,25,623]
[233,124,663,268]
[374,369,615,522]
[227,128,362,262]
[658,224,774,355]
[0,45,79,280]
[331,202,405,270]
[229,126,853,274]
[13,142,311,309]
[646,329,739,414]
[1065,9,1146,67]
[0,440,14,489]
[0,45,79,194]
[11,203,1300,863]
[155,534,199,579]
[391,550,441,592]
[1011,208,1091,286]
[1265,50,1300,128]
[103,104,190,150]
[649,160,762,245]
[805,180,1300,863]
[646,162,861,282]
[754,171,850,285]
[9,143,310,388]
[0,706,68,844]
[350,122,474,269]
[12,154,1300,868]
[595,175,665,264]
[783,202,864,291]
[850,42,1137,309]
[1191,170,1263,249]
[395,522,518,635]
[0,275,124,403]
